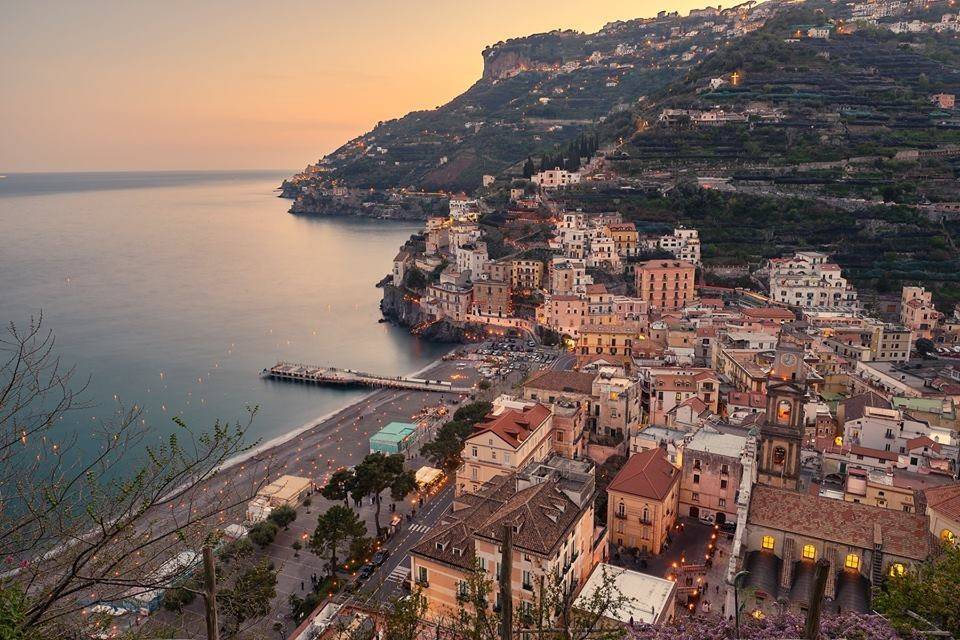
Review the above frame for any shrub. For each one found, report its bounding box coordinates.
[248,520,279,547]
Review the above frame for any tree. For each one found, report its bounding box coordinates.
[421,402,492,473]
[349,536,374,566]
[248,520,279,547]
[310,505,366,578]
[874,542,960,637]
[292,540,302,557]
[350,453,416,536]
[321,467,355,507]
[384,589,428,640]
[268,504,297,529]
[161,585,196,613]
[217,559,278,637]
[522,157,535,179]
[0,316,264,636]
[915,337,936,358]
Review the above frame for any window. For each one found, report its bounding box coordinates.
[457,580,469,598]
[844,553,860,570]
[776,400,792,425]
[719,498,726,508]
[418,566,428,585]
[693,459,702,470]
[773,446,787,465]
[617,502,625,517]
[522,570,532,590]
[941,529,956,544]
[693,473,700,484]
[692,492,699,502]
[761,535,775,550]
[888,563,906,578]
[472,446,478,457]
[642,507,650,523]
[504,453,511,465]
[491,451,497,460]
[720,479,728,490]
[802,544,816,560]
[720,464,729,475]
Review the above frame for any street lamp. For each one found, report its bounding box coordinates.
[733,570,750,640]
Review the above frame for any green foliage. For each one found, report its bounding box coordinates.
[421,401,492,472]
[217,559,278,636]
[288,590,324,624]
[248,520,279,548]
[874,543,960,637]
[403,267,428,292]
[268,504,297,529]
[321,467,355,505]
[384,590,429,640]
[0,586,31,640]
[351,453,416,535]
[161,585,196,613]
[310,505,367,578]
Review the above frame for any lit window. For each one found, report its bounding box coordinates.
[941,529,956,544]
[844,553,860,570]
[761,535,775,550]
[802,544,816,560]
[888,563,906,578]
[773,446,787,465]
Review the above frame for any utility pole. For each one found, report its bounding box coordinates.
[500,523,514,640]
[202,544,220,640]
[803,559,830,640]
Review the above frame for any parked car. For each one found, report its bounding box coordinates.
[698,512,715,525]
[372,549,390,566]
[719,521,737,534]
[357,564,375,581]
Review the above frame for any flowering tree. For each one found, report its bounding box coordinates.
[627,611,902,640]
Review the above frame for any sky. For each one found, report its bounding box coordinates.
[0,1,707,173]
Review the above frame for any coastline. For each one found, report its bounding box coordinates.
[217,347,460,474]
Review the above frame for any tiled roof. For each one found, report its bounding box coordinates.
[924,484,960,521]
[471,404,551,449]
[607,448,680,501]
[523,370,596,395]
[748,485,932,560]
[742,307,795,320]
[815,437,899,462]
[839,392,889,422]
[728,391,766,408]
[905,435,941,453]
[412,474,586,565]
[585,284,608,295]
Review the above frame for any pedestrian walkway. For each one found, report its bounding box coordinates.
[386,564,410,583]
[408,523,431,534]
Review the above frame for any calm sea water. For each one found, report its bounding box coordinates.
[0,171,445,470]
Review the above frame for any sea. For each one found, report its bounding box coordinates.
[0,171,447,473]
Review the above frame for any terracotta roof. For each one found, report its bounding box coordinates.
[905,435,941,453]
[728,391,766,409]
[742,307,795,320]
[585,284,608,295]
[839,392,889,422]
[815,437,899,462]
[748,485,932,560]
[607,223,637,232]
[471,404,551,449]
[699,298,724,308]
[924,484,960,521]
[523,370,596,395]
[637,259,696,270]
[412,475,587,565]
[607,448,680,501]
[674,396,709,415]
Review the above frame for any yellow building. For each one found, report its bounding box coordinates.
[411,457,598,621]
[456,404,553,496]
[606,222,639,257]
[607,448,681,555]
[511,259,544,291]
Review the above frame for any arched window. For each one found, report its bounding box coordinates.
[941,529,956,544]
[802,544,816,560]
[642,507,650,523]
[888,563,906,578]
[761,535,775,551]
[617,502,625,517]
[776,400,792,424]
[773,446,787,465]
[844,553,860,570]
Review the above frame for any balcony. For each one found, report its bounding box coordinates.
[522,582,533,591]
[416,578,430,588]
[614,511,627,520]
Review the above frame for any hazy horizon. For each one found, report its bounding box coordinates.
[1,0,709,174]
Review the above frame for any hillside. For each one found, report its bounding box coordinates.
[282,2,772,196]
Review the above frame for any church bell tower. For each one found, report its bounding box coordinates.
[757,344,808,491]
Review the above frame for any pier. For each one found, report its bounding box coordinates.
[261,361,473,394]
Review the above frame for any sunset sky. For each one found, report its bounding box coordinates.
[1,1,707,173]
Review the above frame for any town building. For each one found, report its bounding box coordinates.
[531,168,582,189]
[607,447,681,555]
[575,564,677,626]
[923,484,960,545]
[456,404,553,496]
[411,456,598,620]
[472,277,512,317]
[636,260,697,311]
[679,429,746,524]
[659,227,701,264]
[549,258,591,295]
[900,286,940,340]
[536,294,588,338]
[606,222,639,257]
[768,251,859,310]
[423,282,472,323]
[511,259,544,291]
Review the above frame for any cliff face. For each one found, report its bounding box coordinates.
[481,49,535,81]
[379,284,473,343]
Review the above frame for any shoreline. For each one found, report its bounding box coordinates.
[217,347,460,474]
